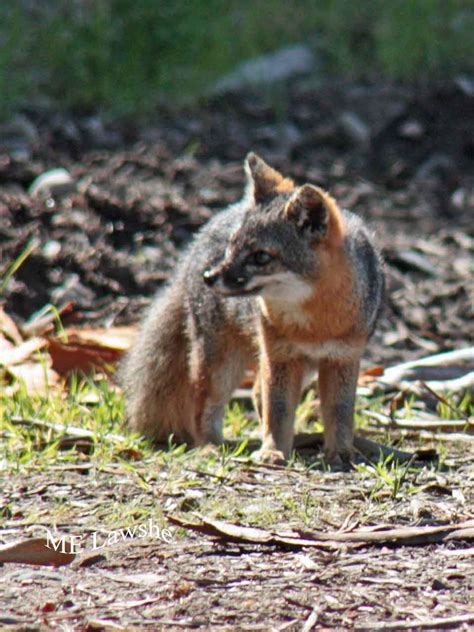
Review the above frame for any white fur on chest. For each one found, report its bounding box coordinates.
[257,273,314,328]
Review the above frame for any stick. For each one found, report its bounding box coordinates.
[376,348,474,391]
[168,514,474,549]
[357,612,474,631]
[9,416,128,443]
[363,410,472,431]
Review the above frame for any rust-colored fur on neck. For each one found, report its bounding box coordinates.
[262,189,361,345]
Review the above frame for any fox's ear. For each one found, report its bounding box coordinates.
[245,152,294,203]
[284,185,331,238]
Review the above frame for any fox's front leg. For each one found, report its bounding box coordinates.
[318,356,361,465]
[255,357,304,463]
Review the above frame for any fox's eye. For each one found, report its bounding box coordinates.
[252,250,273,266]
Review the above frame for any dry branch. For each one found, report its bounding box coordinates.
[168,515,474,549]
[375,347,474,393]
[363,410,473,432]
[10,416,128,443]
[358,612,474,631]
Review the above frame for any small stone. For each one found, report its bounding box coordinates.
[398,119,424,139]
[339,112,370,145]
[213,44,316,94]
[29,168,75,198]
[51,273,95,306]
[451,188,466,209]
[454,75,474,97]
[42,240,61,260]
[431,578,448,591]
[0,114,39,154]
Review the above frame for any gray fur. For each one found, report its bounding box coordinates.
[121,156,384,461]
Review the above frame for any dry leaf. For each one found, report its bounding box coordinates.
[0,537,76,567]
[6,361,59,395]
[47,338,123,375]
[46,326,137,375]
[0,337,47,367]
[0,307,23,345]
[63,326,137,350]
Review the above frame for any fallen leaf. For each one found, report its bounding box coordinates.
[6,361,59,395]
[0,334,14,355]
[46,326,137,375]
[0,337,47,367]
[63,326,137,350]
[21,301,74,337]
[0,307,23,345]
[47,338,124,375]
[0,537,76,567]
[358,365,385,385]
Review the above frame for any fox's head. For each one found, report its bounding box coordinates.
[203,153,345,301]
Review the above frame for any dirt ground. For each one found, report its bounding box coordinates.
[0,79,473,630]
[1,80,473,365]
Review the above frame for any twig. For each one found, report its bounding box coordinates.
[363,410,472,431]
[21,301,74,337]
[302,606,321,632]
[357,612,474,631]
[167,514,474,549]
[420,380,472,422]
[10,416,128,443]
[379,348,474,381]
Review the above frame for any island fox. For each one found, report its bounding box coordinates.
[121,153,384,464]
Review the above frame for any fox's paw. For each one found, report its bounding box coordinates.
[252,447,287,465]
[323,447,354,472]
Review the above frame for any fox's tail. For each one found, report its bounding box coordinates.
[120,286,195,445]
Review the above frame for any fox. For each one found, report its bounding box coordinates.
[121,152,384,464]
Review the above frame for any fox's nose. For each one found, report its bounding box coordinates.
[203,268,219,286]
[223,270,247,289]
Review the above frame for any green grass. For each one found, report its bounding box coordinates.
[1,1,473,119]
[1,366,471,515]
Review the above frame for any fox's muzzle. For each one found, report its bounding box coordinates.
[203,265,248,293]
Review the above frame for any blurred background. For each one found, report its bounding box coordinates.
[2,0,473,118]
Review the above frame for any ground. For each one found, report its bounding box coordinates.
[0,79,473,630]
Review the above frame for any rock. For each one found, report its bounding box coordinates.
[42,240,62,261]
[81,116,122,148]
[414,154,455,182]
[391,249,439,277]
[29,168,75,198]
[454,75,474,97]
[398,119,424,139]
[51,273,95,307]
[339,111,370,146]
[0,114,39,158]
[213,44,316,94]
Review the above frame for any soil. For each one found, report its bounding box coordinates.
[0,79,473,630]
[1,80,473,365]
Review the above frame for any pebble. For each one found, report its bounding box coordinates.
[29,168,75,198]
[398,119,424,139]
[339,111,370,145]
[213,44,316,94]
[51,273,95,306]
